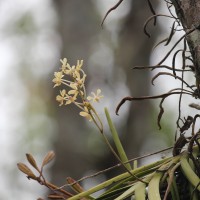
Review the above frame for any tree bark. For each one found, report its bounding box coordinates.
[172,0,200,88]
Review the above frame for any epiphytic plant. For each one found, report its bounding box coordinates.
[18,0,200,199]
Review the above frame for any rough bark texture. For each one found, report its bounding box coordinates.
[172,0,200,87]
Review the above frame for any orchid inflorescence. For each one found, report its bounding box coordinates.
[53,58,104,132]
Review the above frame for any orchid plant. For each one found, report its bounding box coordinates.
[53,58,104,132]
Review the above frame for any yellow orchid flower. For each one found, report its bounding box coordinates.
[87,89,103,102]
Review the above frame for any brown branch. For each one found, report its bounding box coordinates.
[157,27,197,65]
[153,37,169,50]
[165,21,176,46]
[172,49,183,76]
[147,0,157,25]
[176,39,187,128]
[101,0,124,27]
[144,14,175,38]
[151,72,193,90]
[133,65,192,72]
[115,91,192,116]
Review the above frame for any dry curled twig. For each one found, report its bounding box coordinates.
[144,14,175,38]
[157,27,197,65]
[147,0,157,25]
[116,90,192,129]
[176,39,187,128]
[151,71,193,90]
[133,65,192,72]
[165,21,176,46]
[101,0,124,27]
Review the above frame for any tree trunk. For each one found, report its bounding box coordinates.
[172,0,200,88]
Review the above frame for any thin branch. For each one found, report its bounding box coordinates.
[60,146,173,189]
[172,49,183,76]
[116,91,192,116]
[133,65,192,72]
[101,0,124,27]
[153,37,169,50]
[176,39,187,128]
[144,14,176,37]
[157,27,197,65]
[165,21,176,46]
[147,0,157,25]
[151,71,194,90]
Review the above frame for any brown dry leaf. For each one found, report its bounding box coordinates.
[42,151,55,168]
[17,162,36,179]
[26,153,40,172]
[48,194,63,199]
[67,177,84,193]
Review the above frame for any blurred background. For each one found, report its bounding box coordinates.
[1,0,194,199]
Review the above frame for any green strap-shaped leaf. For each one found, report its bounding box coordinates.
[104,107,131,170]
